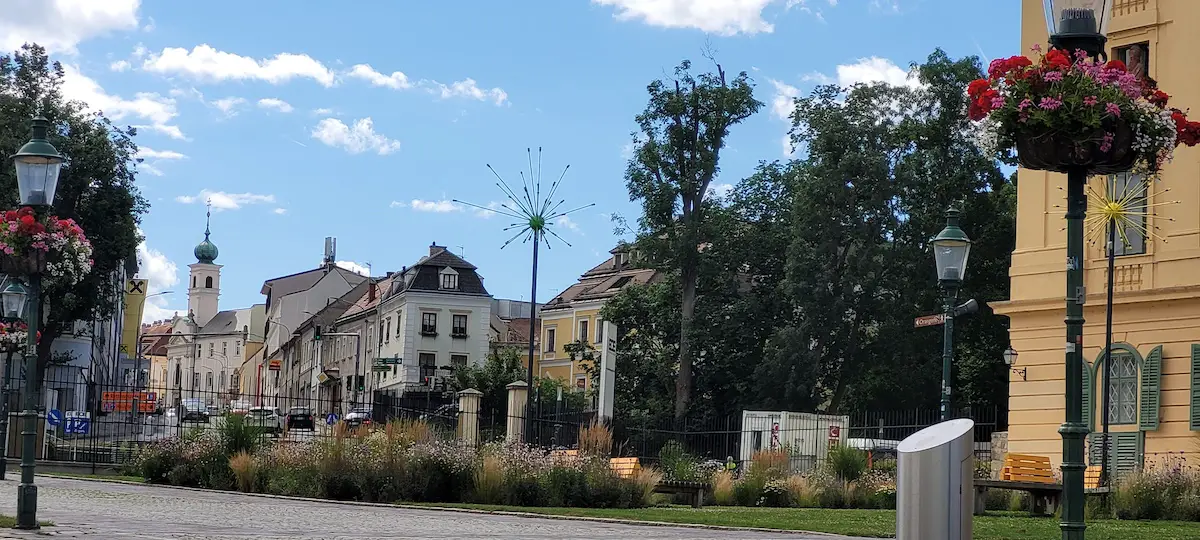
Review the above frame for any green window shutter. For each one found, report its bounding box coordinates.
[1114,432,1142,477]
[1083,357,1093,432]
[1087,432,1104,466]
[1191,344,1200,431]
[1140,345,1163,431]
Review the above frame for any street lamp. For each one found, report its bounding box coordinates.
[2,281,28,320]
[1042,3,1112,538]
[1004,346,1026,381]
[10,115,63,530]
[931,204,971,421]
[0,279,27,481]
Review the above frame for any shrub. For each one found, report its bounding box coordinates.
[733,474,767,506]
[748,449,790,482]
[783,474,818,508]
[826,445,868,482]
[984,488,1012,511]
[219,413,260,456]
[759,479,791,507]
[474,454,506,504]
[630,467,663,508]
[710,470,736,506]
[229,451,258,493]
[544,465,589,506]
[870,458,897,476]
[578,421,612,458]
[131,439,181,483]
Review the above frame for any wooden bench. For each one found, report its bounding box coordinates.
[609,457,641,478]
[1001,453,1055,484]
[975,455,1111,516]
[608,457,710,507]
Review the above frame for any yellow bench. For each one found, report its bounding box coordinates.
[1085,465,1102,489]
[1001,453,1055,484]
[609,457,641,479]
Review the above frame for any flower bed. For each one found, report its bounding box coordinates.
[128,418,657,509]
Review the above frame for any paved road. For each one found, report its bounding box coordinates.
[0,477,861,539]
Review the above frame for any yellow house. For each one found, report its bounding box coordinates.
[539,246,659,391]
[994,0,1200,475]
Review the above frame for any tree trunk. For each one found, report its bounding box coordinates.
[675,262,698,420]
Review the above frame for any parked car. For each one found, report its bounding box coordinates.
[206,405,220,417]
[164,407,178,420]
[180,398,209,424]
[286,407,315,431]
[229,400,252,416]
[244,406,282,435]
[344,408,372,428]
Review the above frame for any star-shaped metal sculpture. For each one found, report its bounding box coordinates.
[1084,179,1176,248]
[454,148,593,443]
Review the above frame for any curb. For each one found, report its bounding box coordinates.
[35,474,855,537]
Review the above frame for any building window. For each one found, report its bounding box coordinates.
[452,314,468,337]
[192,276,196,288]
[222,342,227,356]
[208,343,213,357]
[421,313,438,335]
[219,371,226,391]
[419,352,436,382]
[385,317,391,343]
[235,341,241,356]
[1108,353,1138,425]
[192,372,199,390]
[595,320,603,343]
[575,374,587,391]
[205,276,213,288]
[1107,173,1146,256]
[451,354,468,368]
[579,320,589,345]
[609,276,632,290]
[545,328,556,353]
[1114,42,1149,80]
[206,372,214,390]
[396,314,403,337]
[174,363,181,386]
[441,273,458,290]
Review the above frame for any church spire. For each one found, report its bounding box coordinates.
[204,199,211,240]
[193,199,219,264]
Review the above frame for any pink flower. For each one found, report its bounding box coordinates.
[1018,98,1034,111]
[990,96,1006,109]
[1039,96,1064,110]
[1100,132,1115,153]
[1031,43,1042,53]
[1106,103,1121,117]
[4,248,13,256]
[1042,70,1064,82]
[1084,96,1098,106]
[1074,49,1089,62]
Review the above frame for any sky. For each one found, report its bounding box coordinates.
[2,0,1020,322]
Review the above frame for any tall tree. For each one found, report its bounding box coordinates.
[0,44,148,376]
[625,60,762,419]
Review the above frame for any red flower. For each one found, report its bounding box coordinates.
[1105,60,1127,71]
[3,211,15,222]
[19,215,34,227]
[1044,49,1072,69]
[967,79,991,98]
[1149,90,1170,107]
[987,56,1034,80]
[16,207,33,218]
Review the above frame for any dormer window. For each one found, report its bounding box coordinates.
[614,253,626,267]
[439,267,459,290]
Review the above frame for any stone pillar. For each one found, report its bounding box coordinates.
[506,380,529,443]
[991,431,1009,480]
[457,388,482,446]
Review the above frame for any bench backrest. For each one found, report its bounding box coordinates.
[1002,453,1055,484]
[1085,465,1101,489]
[610,457,641,479]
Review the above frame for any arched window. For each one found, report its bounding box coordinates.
[1108,353,1138,425]
[205,276,213,288]
[192,276,196,288]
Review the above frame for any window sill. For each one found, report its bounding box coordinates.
[420,331,438,337]
[451,332,468,339]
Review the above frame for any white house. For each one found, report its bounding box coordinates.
[373,243,492,396]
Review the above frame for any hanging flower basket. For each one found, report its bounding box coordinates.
[1015,120,1137,175]
[0,320,29,352]
[0,207,93,287]
[969,46,1200,177]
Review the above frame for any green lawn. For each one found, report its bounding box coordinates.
[0,515,53,528]
[419,504,1200,539]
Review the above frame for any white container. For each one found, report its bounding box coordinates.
[896,418,975,540]
[739,410,849,473]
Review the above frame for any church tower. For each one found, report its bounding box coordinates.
[188,202,221,327]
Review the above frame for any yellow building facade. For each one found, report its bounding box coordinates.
[995,0,1200,474]
[539,247,659,392]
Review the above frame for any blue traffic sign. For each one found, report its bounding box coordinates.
[326,413,338,425]
[46,409,63,427]
[64,414,90,435]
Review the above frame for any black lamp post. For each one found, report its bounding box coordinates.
[10,115,64,530]
[1040,2,1113,538]
[931,204,971,422]
[0,280,28,481]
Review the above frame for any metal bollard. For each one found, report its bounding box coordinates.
[896,418,974,540]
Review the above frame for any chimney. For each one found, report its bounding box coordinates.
[368,280,376,303]
[323,237,337,267]
[430,241,443,256]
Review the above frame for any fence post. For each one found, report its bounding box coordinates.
[457,388,481,446]
[505,381,528,443]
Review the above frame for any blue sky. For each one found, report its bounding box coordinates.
[3,0,1019,321]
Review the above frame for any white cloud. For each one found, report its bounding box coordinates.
[311,117,400,155]
[474,201,501,219]
[593,0,790,35]
[257,98,294,113]
[556,215,580,231]
[347,64,412,90]
[709,183,734,198]
[137,147,186,160]
[769,79,800,121]
[142,44,336,87]
[211,96,247,115]
[408,199,461,213]
[825,57,919,89]
[141,16,155,32]
[335,261,370,276]
[110,60,131,72]
[60,64,183,139]
[139,162,163,177]
[134,124,187,140]
[176,189,276,211]
[273,208,287,215]
[135,228,183,323]
[781,133,796,157]
[0,0,140,54]
[389,200,406,208]
[312,107,333,115]
[422,78,508,105]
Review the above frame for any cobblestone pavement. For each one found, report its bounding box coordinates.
[0,477,862,539]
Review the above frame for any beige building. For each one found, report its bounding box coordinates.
[995,0,1200,475]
